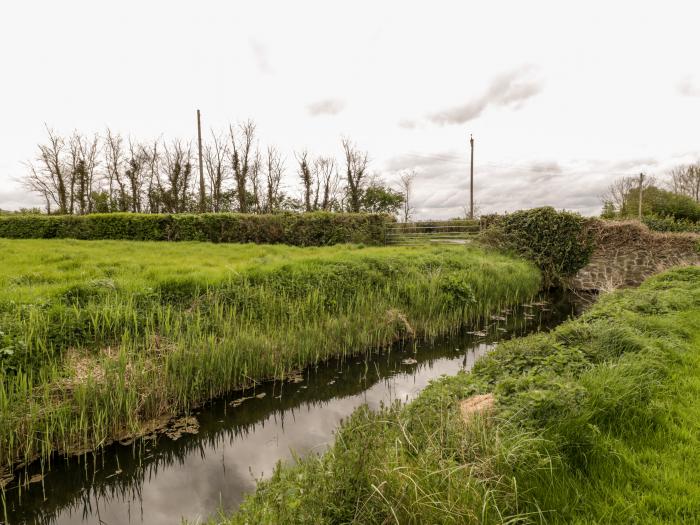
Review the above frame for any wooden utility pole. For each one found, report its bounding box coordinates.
[197,109,205,212]
[638,172,644,220]
[469,134,474,219]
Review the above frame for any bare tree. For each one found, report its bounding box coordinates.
[341,138,369,213]
[25,126,72,213]
[144,140,160,213]
[104,129,129,211]
[249,149,263,213]
[229,120,256,213]
[204,131,229,212]
[160,140,193,213]
[23,162,57,214]
[602,175,655,214]
[124,138,148,213]
[398,169,416,222]
[669,163,700,202]
[67,131,100,214]
[265,146,285,213]
[314,157,339,211]
[296,150,313,212]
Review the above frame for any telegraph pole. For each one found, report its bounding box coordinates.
[638,172,644,220]
[469,134,474,219]
[197,109,205,212]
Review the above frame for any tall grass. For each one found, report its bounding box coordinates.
[0,239,541,472]
[218,266,700,524]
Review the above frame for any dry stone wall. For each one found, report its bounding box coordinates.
[570,221,700,291]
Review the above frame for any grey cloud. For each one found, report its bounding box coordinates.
[678,76,700,97]
[307,98,346,116]
[529,161,562,174]
[427,67,542,125]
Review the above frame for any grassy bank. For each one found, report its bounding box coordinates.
[220,266,700,524]
[0,239,540,472]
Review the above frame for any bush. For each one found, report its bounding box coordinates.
[480,207,596,286]
[622,186,700,222]
[0,212,390,246]
[642,214,700,233]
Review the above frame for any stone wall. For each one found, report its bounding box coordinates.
[570,221,700,291]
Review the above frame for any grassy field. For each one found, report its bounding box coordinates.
[0,239,540,473]
[219,266,700,524]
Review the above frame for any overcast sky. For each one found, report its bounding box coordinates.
[1,1,699,218]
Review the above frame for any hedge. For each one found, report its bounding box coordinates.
[479,207,597,286]
[0,212,391,246]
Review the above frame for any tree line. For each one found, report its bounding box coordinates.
[22,121,414,218]
[601,163,700,223]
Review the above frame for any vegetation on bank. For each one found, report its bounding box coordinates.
[0,212,388,246]
[0,239,540,472]
[479,207,596,286]
[601,171,700,233]
[221,266,700,524]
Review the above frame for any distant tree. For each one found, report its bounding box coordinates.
[264,146,285,213]
[296,150,313,212]
[160,140,193,213]
[314,156,340,211]
[24,126,71,214]
[398,170,416,222]
[600,200,616,218]
[68,131,99,214]
[204,131,229,212]
[104,129,131,212]
[143,140,160,213]
[341,138,369,213]
[361,178,404,215]
[669,163,700,203]
[602,175,655,216]
[249,149,263,213]
[229,120,256,213]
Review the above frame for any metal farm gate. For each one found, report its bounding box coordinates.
[384,220,481,246]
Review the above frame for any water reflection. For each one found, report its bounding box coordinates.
[4,292,586,524]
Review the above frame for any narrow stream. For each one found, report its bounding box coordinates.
[3,292,588,524]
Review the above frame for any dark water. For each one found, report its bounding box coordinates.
[2,292,588,525]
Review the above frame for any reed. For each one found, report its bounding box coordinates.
[219,266,700,524]
[0,239,540,472]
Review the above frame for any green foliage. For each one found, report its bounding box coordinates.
[360,184,404,214]
[622,186,700,222]
[0,239,541,471]
[224,266,700,525]
[0,212,390,246]
[481,207,597,286]
[642,214,700,233]
[600,200,616,219]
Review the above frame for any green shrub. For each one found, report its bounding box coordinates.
[621,186,700,222]
[0,212,390,246]
[480,207,596,286]
[642,214,700,233]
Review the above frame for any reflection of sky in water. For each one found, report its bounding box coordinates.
[66,345,490,525]
[7,293,583,525]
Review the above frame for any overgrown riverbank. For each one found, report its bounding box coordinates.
[0,239,540,473]
[220,266,700,524]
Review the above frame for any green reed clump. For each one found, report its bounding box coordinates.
[219,266,700,524]
[0,239,540,471]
